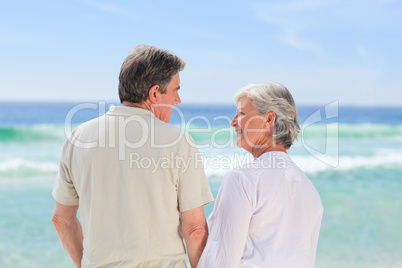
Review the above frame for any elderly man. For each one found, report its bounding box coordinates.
[52,45,214,268]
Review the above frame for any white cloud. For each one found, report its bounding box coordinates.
[249,0,402,53]
[250,0,334,30]
[249,0,334,54]
[279,67,384,106]
[0,34,16,42]
[180,55,394,106]
[181,27,228,41]
[83,0,121,12]
[381,0,402,3]
[251,0,400,29]
[281,30,323,55]
[0,31,41,44]
[356,45,369,59]
[81,0,134,17]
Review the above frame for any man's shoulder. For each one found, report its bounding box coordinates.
[78,116,101,128]
[60,116,104,149]
[153,118,183,133]
[150,120,195,147]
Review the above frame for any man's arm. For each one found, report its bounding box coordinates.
[52,201,83,268]
[181,206,208,268]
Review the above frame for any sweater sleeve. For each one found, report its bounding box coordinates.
[198,169,254,268]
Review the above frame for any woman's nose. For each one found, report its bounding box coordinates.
[230,115,237,127]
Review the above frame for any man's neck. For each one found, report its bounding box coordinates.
[122,100,153,111]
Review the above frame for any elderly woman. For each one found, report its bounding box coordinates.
[198,82,323,268]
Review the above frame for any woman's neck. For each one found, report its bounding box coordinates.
[251,143,287,159]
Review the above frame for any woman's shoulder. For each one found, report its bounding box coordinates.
[222,167,257,194]
[229,154,283,180]
[226,152,297,189]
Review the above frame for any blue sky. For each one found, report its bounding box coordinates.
[1,0,401,106]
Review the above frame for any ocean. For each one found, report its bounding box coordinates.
[1,101,401,268]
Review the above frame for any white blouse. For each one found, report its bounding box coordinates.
[198,152,323,268]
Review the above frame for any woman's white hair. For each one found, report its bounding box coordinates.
[234,82,300,149]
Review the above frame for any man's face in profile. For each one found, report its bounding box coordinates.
[152,73,181,123]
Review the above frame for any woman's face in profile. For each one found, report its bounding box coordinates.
[230,97,270,154]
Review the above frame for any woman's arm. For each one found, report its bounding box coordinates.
[198,170,253,268]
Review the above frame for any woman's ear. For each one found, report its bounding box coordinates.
[264,112,276,128]
[148,85,160,103]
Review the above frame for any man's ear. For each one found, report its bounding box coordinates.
[148,85,160,103]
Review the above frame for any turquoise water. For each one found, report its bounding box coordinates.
[1,102,402,267]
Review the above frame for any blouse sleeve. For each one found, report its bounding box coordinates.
[198,169,254,268]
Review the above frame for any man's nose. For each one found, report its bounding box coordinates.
[175,92,181,105]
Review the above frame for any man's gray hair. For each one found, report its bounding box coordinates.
[118,45,186,104]
[234,82,300,149]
